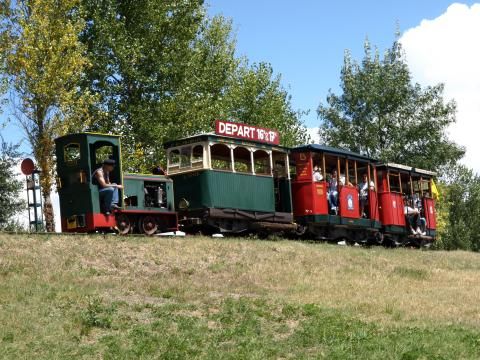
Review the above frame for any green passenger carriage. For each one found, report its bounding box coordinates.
[164,133,295,234]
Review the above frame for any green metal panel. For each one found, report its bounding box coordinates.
[171,170,275,212]
[277,178,292,213]
[123,174,175,212]
[124,178,145,209]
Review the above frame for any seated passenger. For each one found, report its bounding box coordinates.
[328,169,339,213]
[312,165,323,182]
[413,194,427,235]
[92,159,123,215]
[403,196,425,235]
[358,173,375,218]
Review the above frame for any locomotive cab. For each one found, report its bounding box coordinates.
[55,133,178,234]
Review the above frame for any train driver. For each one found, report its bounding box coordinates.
[92,158,123,215]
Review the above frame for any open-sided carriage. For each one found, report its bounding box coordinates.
[290,144,381,244]
[164,121,295,235]
[376,163,436,246]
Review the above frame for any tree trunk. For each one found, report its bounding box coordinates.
[43,190,55,232]
[35,131,56,232]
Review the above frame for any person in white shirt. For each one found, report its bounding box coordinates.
[312,165,323,182]
[358,173,375,218]
[403,196,425,235]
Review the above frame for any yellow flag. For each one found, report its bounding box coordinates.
[431,180,440,200]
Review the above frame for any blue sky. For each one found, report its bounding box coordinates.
[207,0,477,129]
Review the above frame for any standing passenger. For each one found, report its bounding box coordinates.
[328,169,339,213]
[312,165,323,182]
[358,173,375,218]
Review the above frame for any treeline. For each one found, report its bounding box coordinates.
[0,0,307,231]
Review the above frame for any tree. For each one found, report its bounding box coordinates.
[436,165,480,251]
[80,0,307,171]
[0,17,23,229]
[1,0,95,231]
[222,62,309,147]
[0,136,24,229]
[318,37,464,171]
[80,0,221,171]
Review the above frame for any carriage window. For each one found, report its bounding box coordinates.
[180,147,191,168]
[192,145,203,163]
[210,144,232,171]
[95,145,113,165]
[254,150,271,175]
[348,161,358,186]
[233,147,252,173]
[64,143,81,165]
[169,149,181,167]
[272,151,287,177]
[191,145,203,169]
[389,173,401,193]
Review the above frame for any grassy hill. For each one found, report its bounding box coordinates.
[1,233,480,359]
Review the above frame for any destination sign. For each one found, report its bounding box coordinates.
[215,120,280,145]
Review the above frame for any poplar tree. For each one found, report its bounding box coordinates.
[1,0,95,231]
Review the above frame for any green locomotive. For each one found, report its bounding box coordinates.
[55,133,177,234]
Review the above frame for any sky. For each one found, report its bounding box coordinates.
[3,1,480,230]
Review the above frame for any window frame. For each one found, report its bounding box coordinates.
[64,143,81,166]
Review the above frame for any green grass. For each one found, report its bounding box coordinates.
[1,233,480,359]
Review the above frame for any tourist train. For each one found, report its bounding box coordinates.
[54,120,436,247]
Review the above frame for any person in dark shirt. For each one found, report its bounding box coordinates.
[92,159,123,215]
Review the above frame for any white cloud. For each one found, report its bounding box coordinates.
[307,127,320,143]
[401,3,480,173]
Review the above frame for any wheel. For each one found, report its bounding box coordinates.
[294,224,307,237]
[115,214,132,235]
[139,216,158,235]
[343,236,356,246]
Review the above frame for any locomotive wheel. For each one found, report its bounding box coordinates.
[116,214,132,235]
[139,216,158,235]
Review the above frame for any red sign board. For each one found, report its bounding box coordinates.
[215,120,280,145]
[21,158,35,175]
